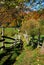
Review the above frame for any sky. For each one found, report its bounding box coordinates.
[24,0,44,11]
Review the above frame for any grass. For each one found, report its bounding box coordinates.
[0,41,44,65]
[0,42,2,47]
[0,38,23,65]
[0,28,19,37]
[0,28,19,48]
[0,49,5,55]
[4,28,19,36]
[0,55,10,65]
[0,45,21,65]
[0,28,44,65]
[13,44,44,65]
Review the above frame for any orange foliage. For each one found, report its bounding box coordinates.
[0,7,44,27]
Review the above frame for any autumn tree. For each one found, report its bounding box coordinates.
[21,18,39,36]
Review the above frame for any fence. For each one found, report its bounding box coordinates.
[0,35,21,50]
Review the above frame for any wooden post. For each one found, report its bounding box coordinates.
[1,27,5,50]
[37,28,41,48]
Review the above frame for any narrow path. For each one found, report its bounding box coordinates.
[13,41,33,65]
[40,42,44,54]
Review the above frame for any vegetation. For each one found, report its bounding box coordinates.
[0,0,44,65]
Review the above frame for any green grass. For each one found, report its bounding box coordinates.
[0,28,44,65]
[0,28,19,48]
[0,28,19,37]
[0,49,5,54]
[4,28,19,36]
[13,47,44,65]
[0,42,12,48]
[0,55,10,65]
[0,42,44,65]
[10,52,18,60]
[0,42,2,47]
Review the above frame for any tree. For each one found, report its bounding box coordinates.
[21,18,40,48]
[21,18,39,36]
